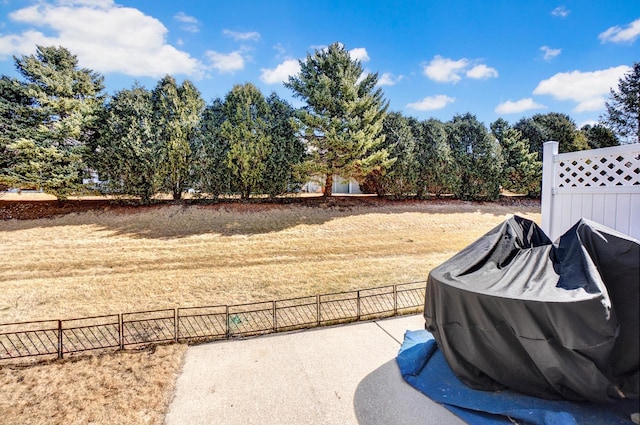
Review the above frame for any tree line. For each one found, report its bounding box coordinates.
[1,44,637,202]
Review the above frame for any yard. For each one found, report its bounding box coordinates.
[0,196,540,424]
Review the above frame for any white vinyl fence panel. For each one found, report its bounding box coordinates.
[541,141,640,241]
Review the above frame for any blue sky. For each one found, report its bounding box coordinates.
[0,0,638,128]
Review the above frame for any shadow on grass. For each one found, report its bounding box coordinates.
[0,196,540,239]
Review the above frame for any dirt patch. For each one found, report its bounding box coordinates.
[0,195,540,221]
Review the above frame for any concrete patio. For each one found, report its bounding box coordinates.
[164,314,465,425]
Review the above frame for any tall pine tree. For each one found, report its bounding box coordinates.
[152,75,204,200]
[361,111,413,197]
[0,76,41,190]
[285,42,392,196]
[602,62,640,144]
[220,83,271,200]
[491,118,541,197]
[515,112,588,159]
[447,113,503,201]
[580,123,620,149]
[86,84,159,203]
[192,98,232,199]
[413,118,458,198]
[4,46,104,199]
[261,93,306,197]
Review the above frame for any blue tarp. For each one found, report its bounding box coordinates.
[397,330,639,425]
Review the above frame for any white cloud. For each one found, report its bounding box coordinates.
[540,46,561,61]
[174,12,199,33]
[205,50,245,73]
[533,66,631,112]
[423,55,497,83]
[273,43,286,56]
[0,30,52,55]
[260,58,300,84]
[423,56,469,83]
[309,44,327,52]
[377,72,403,86]
[578,119,598,129]
[174,12,198,24]
[349,47,369,62]
[57,0,114,6]
[495,98,546,114]
[551,6,570,18]
[302,44,369,63]
[222,29,260,42]
[0,1,203,78]
[599,18,640,44]
[406,94,455,111]
[466,64,498,79]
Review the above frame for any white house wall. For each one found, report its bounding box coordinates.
[302,175,363,194]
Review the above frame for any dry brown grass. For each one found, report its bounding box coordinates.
[0,344,186,425]
[0,199,540,425]
[0,200,540,324]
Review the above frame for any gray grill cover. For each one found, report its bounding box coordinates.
[424,216,639,402]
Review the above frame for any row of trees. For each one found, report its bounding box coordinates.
[87,79,306,202]
[89,77,205,203]
[1,44,638,202]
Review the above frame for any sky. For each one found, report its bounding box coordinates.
[0,0,638,128]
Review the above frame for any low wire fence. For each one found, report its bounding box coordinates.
[0,281,426,365]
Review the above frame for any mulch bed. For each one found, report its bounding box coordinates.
[0,196,540,221]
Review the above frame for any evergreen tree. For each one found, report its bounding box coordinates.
[152,75,204,200]
[491,118,541,196]
[220,83,271,200]
[261,93,306,197]
[580,123,620,149]
[513,117,548,159]
[602,62,640,144]
[536,112,588,153]
[515,112,588,158]
[192,98,232,199]
[86,84,159,203]
[361,111,413,197]
[4,46,104,199]
[0,76,41,190]
[413,118,457,198]
[285,42,392,196]
[447,113,503,201]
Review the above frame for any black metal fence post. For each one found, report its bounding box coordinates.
[119,314,124,350]
[393,285,398,315]
[174,309,178,342]
[272,301,277,332]
[316,295,321,326]
[57,320,63,359]
[225,305,230,339]
[357,290,361,321]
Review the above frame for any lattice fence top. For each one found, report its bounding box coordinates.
[557,149,640,188]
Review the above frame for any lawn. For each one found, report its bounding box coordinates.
[0,197,540,424]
